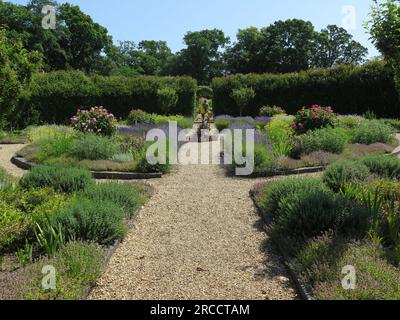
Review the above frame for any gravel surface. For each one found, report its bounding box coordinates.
[89,142,298,300]
[0,144,26,177]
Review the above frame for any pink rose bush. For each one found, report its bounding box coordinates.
[292,105,336,135]
[70,106,116,136]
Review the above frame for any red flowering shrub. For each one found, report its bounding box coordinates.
[292,105,336,135]
[70,107,116,136]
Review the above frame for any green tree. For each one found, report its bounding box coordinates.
[367,0,400,94]
[0,29,41,129]
[224,27,263,74]
[259,19,316,73]
[169,29,230,84]
[231,87,256,117]
[312,25,368,67]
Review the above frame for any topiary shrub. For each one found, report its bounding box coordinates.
[19,166,94,194]
[53,197,126,245]
[352,120,394,145]
[323,160,371,192]
[362,155,400,179]
[82,182,145,218]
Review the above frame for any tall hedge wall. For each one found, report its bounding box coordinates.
[212,61,400,117]
[14,71,197,126]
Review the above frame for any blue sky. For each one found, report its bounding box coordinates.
[9,0,379,57]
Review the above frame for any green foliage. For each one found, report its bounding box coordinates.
[323,160,371,192]
[22,242,105,300]
[197,86,213,99]
[266,119,294,156]
[69,134,120,161]
[212,61,398,117]
[215,119,231,131]
[70,107,117,136]
[256,177,325,217]
[362,155,400,179]
[157,87,178,114]
[315,242,400,300]
[352,120,394,145]
[259,105,286,117]
[230,87,256,117]
[82,183,145,218]
[35,218,65,259]
[293,105,336,134]
[53,197,126,245]
[14,71,196,127]
[127,109,155,125]
[20,166,94,194]
[0,200,28,253]
[270,186,368,242]
[336,115,366,129]
[296,127,349,155]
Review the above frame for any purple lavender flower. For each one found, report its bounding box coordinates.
[254,117,272,124]
[215,115,235,121]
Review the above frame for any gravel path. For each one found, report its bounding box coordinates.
[0,144,25,177]
[89,142,298,300]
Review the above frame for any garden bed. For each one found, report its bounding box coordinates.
[251,154,400,300]
[218,107,400,178]
[0,165,152,300]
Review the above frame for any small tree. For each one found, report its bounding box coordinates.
[0,29,41,129]
[230,87,256,117]
[157,87,178,114]
[367,0,400,95]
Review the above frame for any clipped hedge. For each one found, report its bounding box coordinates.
[212,61,399,117]
[15,71,197,126]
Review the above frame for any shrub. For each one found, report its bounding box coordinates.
[36,135,75,162]
[352,120,394,145]
[157,87,178,114]
[259,105,286,117]
[127,109,155,125]
[292,105,336,135]
[296,127,349,155]
[270,187,368,242]
[82,183,145,218]
[362,155,400,179]
[53,197,126,245]
[197,85,213,99]
[20,166,94,194]
[256,177,326,217]
[0,200,28,252]
[27,125,76,144]
[337,116,366,129]
[291,234,347,286]
[21,242,105,300]
[323,160,371,192]
[14,71,197,128]
[266,119,295,156]
[315,242,400,300]
[70,107,116,136]
[69,134,120,160]
[211,61,399,118]
[215,119,231,131]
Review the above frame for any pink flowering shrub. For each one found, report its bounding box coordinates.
[292,105,336,135]
[70,107,116,136]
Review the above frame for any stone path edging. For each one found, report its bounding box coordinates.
[10,155,162,180]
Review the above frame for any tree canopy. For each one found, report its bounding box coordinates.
[0,0,369,83]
